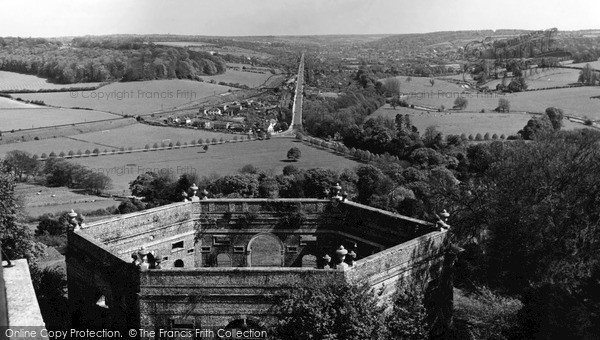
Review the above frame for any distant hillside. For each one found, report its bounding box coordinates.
[0,37,226,84]
[366,30,531,51]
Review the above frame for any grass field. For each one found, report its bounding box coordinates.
[154,41,215,47]
[485,68,581,90]
[17,79,233,115]
[190,45,273,59]
[68,138,361,194]
[201,69,272,88]
[569,60,600,69]
[15,183,118,218]
[0,123,237,157]
[0,107,121,132]
[0,71,102,92]
[0,97,41,109]
[370,104,585,136]
[383,76,467,97]
[402,86,600,119]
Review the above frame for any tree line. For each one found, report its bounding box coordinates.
[0,37,226,84]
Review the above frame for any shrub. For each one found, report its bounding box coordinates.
[153,143,159,149]
[144,144,150,151]
[41,153,48,159]
[468,134,474,140]
[49,152,56,158]
[492,133,498,140]
[175,141,181,147]
[484,132,490,140]
[475,133,483,141]
[211,138,218,144]
[500,134,506,140]
[454,287,522,340]
[168,142,173,148]
[454,96,468,110]
[58,152,65,157]
[460,133,467,141]
[92,148,100,155]
[219,137,224,143]
[205,138,210,145]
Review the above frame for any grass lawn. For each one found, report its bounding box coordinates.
[17,79,233,115]
[0,107,120,132]
[68,137,361,194]
[0,71,101,91]
[0,123,237,157]
[370,104,586,136]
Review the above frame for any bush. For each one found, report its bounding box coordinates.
[454,96,468,110]
[484,132,490,140]
[500,134,506,140]
[211,138,218,144]
[49,152,56,158]
[454,287,522,340]
[41,153,47,159]
[58,152,65,157]
[492,133,498,140]
[92,148,100,154]
[468,134,474,141]
[475,133,483,141]
[153,143,159,149]
[144,144,150,151]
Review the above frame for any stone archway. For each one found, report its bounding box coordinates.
[216,253,232,267]
[246,233,284,267]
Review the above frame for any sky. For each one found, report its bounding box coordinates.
[1,0,599,37]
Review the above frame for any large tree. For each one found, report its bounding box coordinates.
[0,171,45,261]
[271,277,387,340]
[3,150,39,181]
[450,130,600,337]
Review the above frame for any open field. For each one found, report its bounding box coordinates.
[15,183,119,218]
[370,104,586,136]
[0,123,237,157]
[0,71,102,92]
[17,79,233,115]
[201,69,273,88]
[190,45,273,59]
[0,97,41,109]
[485,68,581,90]
[0,107,121,132]
[68,138,361,194]
[154,41,215,47]
[403,87,600,119]
[569,60,600,69]
[383,76,468,96]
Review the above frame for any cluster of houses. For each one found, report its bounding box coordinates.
[164,97,282,133]
[201,99,280,118]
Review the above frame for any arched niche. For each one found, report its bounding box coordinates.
[246,233,284,267]
[216,253,232,267]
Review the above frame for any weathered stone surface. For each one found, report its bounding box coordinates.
[67,198,451,335]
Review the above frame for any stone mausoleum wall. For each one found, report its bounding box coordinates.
[67,198,451,337]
